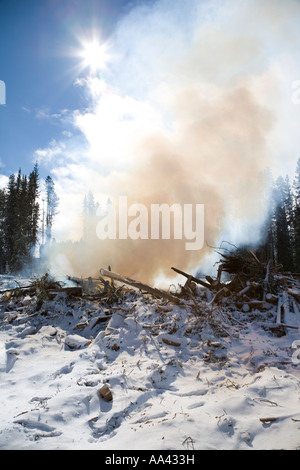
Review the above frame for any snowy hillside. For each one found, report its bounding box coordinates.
[0,272,300,451]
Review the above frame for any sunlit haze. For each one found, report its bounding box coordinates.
[1,0,300,282]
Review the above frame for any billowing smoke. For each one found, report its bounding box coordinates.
[37,0,300,283]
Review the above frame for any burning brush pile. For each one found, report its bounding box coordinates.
[1,248,300,347]
[80,248,300,339]
[184,247,300,336]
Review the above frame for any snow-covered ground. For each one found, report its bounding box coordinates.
[0,274,300,450]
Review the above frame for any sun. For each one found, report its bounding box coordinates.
[75,32,110,74]
[69,29,112,76]
[80,39,109,72]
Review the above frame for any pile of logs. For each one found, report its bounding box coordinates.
[169,249,300,333]
[96,249,282,313]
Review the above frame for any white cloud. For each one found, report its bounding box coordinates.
[35,141,67,164]
[0,174,8,189]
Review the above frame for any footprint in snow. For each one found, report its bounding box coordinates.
[13,418,62,439]
[187,401,205,410]
[52,362,75,378]
[5,349,19,372]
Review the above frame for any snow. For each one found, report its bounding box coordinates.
[0,274,300,450]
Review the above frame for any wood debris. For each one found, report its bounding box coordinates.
[161,336,182,347]
[171,247,300,333]
[47,287,83,299]
[171,266,213,290]
[1,247,300,335]
[99,268,182,305]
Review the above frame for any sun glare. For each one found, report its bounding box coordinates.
[78,37,110,73]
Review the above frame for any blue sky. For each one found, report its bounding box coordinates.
[1,0,300,256]
[0,0,137,177]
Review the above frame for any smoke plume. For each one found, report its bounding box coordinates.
[38,0,300,283]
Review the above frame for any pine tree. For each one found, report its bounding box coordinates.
[28,163,40,249]
[45,175,59,243]
[256,168,276,264]
[4,173,19,270]
[1,164,40,272]
[273,176,294,271]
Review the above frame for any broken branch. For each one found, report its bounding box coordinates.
[171,266,213,289]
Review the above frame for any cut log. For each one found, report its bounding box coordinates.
[98,384,113,402]
[100,268,181,304]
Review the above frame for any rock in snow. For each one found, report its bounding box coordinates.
[65,334,92,349]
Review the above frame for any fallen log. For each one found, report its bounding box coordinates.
[171,267,213,289]
[0,285,34,294]
[47,286,83,299]
[100,268,181,304]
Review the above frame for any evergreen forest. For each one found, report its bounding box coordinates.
[0,164,58,273]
